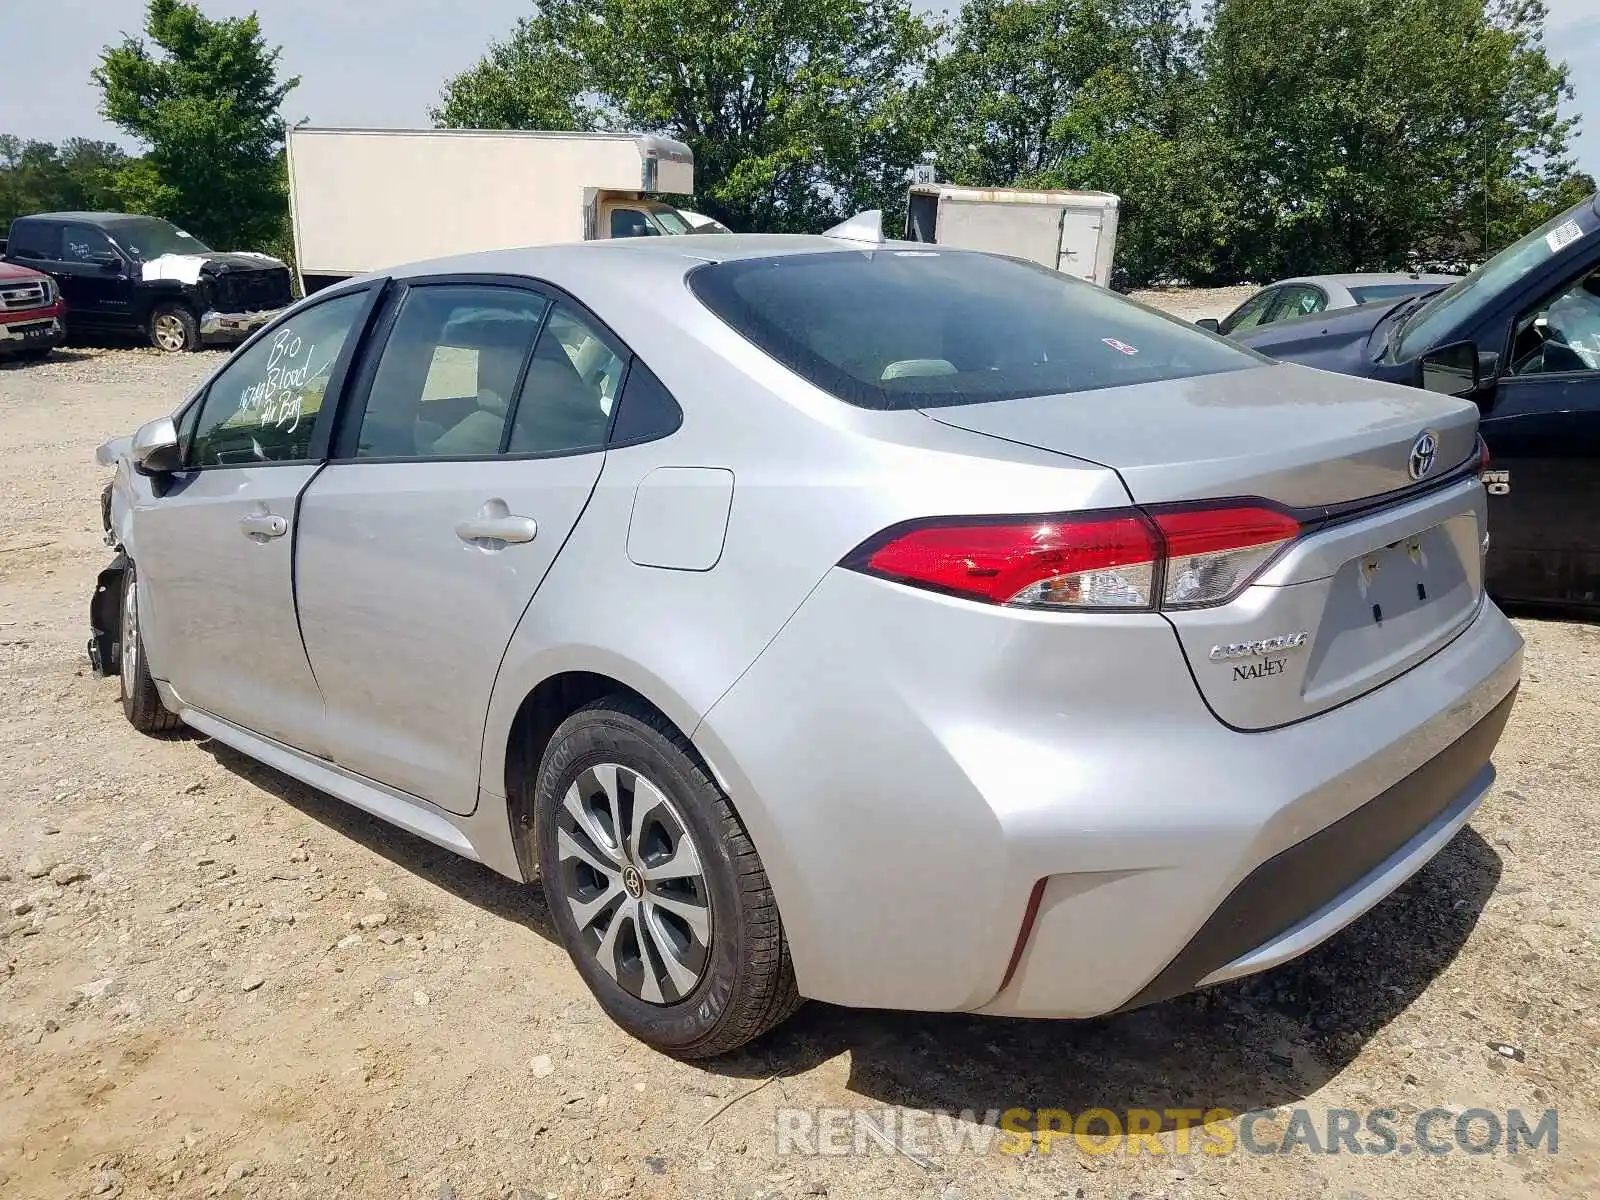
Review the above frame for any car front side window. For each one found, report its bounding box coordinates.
[62,225,121,266]
[1509,268,1600,377]
[187,291,370,467]
[1222,290,1277,335]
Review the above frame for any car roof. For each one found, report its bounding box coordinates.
[1273,272,1460,288]
[384,233,883,282]
[13,211,163,227]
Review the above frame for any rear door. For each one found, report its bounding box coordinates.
[130,285,382,753]
[294,278,622,814]
[1482,264,1600,605]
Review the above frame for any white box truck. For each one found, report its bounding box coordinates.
[286,127,698,293]
[904,184,1120,286]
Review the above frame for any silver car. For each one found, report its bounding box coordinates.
[90,229,1522,1058]
[1201,272,1461,336]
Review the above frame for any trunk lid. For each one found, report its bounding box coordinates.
[926,362,1486,729]
[924,361,1477,509]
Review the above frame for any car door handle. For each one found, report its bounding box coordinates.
[239,513,288,539]
[455,516,538,545]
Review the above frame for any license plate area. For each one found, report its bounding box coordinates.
[1300,515,1480,706]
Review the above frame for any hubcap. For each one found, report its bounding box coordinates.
[153,314,186,352]
[555,763,712,1005]
[119,577,138,694]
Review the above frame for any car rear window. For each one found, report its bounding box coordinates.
[1347,283,1433,304]
[688,249,1261,410]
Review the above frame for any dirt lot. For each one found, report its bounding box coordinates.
[3,295,1599,1200]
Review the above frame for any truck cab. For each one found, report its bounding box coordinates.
[1233,194,1600,608]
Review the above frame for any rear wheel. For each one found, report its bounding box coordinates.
[119,564,180,734]
[149,303,199,353]
[535,698,801,1058]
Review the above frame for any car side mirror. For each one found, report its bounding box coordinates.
[1418,340,1480,397]
[94,254,124,275]
[1195,317,1221,332]
[131,416,182,475]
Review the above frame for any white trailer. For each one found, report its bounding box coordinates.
[286,127,697,293]
[904,184,1120,286]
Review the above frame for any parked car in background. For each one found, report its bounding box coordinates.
[1231,194,1600,609]
[90,228,1519,1058]
[2,212,292,353]
[1199,272,1460,336]
[0,259,67,362]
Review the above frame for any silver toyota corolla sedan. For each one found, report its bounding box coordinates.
[89,227,1522,1058]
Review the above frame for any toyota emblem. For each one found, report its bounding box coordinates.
[1408,429,1439,481]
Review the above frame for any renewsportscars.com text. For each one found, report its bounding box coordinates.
[774,1106,1558,1160]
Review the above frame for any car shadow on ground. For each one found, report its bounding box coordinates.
[0,348,97,369]
[198,738,1500,1126]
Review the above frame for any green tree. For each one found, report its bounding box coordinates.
[1204,0,1581,279]
[92,0,298,249]
[0,137,129,227]
[927,0,1229,285]
[435,0,940,233]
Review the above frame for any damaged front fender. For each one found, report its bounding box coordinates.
[88,553,128,677]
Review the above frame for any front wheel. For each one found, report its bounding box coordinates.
[535,698,801,1058]
[119,564,181,734]
[148,303,200,353]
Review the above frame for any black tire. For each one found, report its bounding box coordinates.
[148,303,200,353]
[535,697,801,1058]
[119,564,181,734]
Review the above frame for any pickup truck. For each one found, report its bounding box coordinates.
[2,212,292,352]
[0,258,67,361]
[1233,193,1600,610]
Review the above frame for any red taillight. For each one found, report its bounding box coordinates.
[845,502,1300,611]
[1151,505,1300,608]
[850,511,1161,609]
[1477,437,1491,476]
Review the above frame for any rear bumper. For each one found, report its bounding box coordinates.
[695,568,1523,1016]
[1117,684,1514,1010]
[200,306,284,340]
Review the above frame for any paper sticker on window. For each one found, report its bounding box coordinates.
[1101,337,1139,356]
[1546,220,1583,254]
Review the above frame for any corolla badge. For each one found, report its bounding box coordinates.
[1408,429,1440,481]
[1208,631,1311,662]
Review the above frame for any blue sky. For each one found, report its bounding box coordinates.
[3,0,1597,180]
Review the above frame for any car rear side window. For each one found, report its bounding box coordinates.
[7,221,60,260]
[688,250,1260,409]
[504,303,624,455]
[355,285,548,459]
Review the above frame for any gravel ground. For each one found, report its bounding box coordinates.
[2,314,1598,1200]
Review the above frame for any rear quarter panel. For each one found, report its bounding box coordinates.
[475,258,1132,805]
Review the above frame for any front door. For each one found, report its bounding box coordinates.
[295,280,620,813]
[1483,265,1600,605]
[131,287,379,753]
[58,223,137,330]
